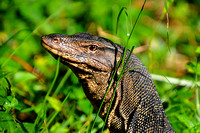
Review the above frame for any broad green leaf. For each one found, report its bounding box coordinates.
[0,69,9,79]
[186,62,200,75]
[3,96,22,111]
[47,96,62,112]
[0,86,8,106]
[176,114,195,128]
[78,99,91,115]
[50,122,69,133]
[0,111,16,132]
[196,47,200,54]
[15,122,36,133]
[14,71,37,83]
[71,73,79,85]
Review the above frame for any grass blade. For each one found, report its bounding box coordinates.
[32,57,60,132]
[165,0,170,53]
[127,0,146,45]
[53,69,72,96]
[116,7,128,35]
[90,53,123,132]
[101,0,147,132]
[196,56,200,121]
[40,91,71,133]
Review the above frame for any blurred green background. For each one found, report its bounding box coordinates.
[0,0,200,132]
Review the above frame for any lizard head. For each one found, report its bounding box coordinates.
[41,33,122,71]
[41,32,123,112]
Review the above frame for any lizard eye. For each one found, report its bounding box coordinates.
[88,45,97,51]
[53,38,59,43]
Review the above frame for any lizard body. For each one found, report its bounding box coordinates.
[41,32,175,132]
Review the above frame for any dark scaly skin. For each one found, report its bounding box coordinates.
[41,32,175,132]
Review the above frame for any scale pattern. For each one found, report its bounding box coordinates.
[116,52,175,132]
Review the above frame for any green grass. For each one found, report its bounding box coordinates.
[0,0,200,132]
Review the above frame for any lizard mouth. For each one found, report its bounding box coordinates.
[41,36,92,72]
[41,39,82,73]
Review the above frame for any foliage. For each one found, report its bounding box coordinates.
[0,0,200,132]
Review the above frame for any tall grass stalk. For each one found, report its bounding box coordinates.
[89,1,147,132]
[32,57,60,132]
[101,1,147,132]
[116,7,128,35]
[1,2,66,68]
[101,46,135,132]
[1,29,31,68]
[148,0,173,72]
[164,0,170,53]
[195,57,200,121]
[53,69,72,96]
[90,45,123,132]
[41,91,71,133]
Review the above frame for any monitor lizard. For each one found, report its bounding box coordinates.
[41,32,175,132]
